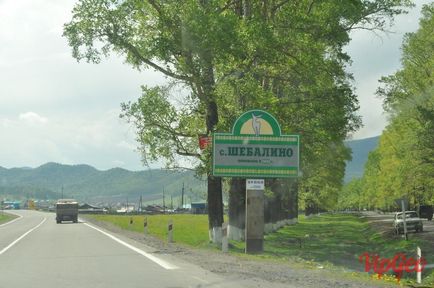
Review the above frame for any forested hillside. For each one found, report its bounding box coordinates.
[344,136,379,182]
[0,162,206,202]
[339,4,434,210]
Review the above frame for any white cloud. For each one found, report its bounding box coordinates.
[0,0,160,170]
[19,112,48,124]
[0,0,431,171]
[0,108,147,170]
[346,0,431,140]
[0,118,13,128]
[117,140,137,151]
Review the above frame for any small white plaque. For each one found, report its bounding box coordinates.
[246,179,265,190]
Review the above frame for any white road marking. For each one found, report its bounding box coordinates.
[83,222,179,270]
[192,276,210,283]
[0,214,23,227]
[0,217,46,255]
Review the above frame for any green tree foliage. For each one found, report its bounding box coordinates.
[360,149,382,209]
[343,4,434,210]
[337,178,363,210]
[301,142,351,212]
[64,0,413,222]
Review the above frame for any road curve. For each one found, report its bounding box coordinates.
[0,210,279,288]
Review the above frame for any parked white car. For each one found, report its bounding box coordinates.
[393,211,423,234]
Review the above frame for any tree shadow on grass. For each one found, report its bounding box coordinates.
[263,214,423,271]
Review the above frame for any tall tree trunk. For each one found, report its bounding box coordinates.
[267,178,299,231]
[288,179,299,220]
[228,178,245,240]
[205,98,223,243]
[198,37,224,244]
[270,179,284,222]
[207,175,223,243]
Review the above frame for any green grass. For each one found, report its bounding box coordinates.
[266,214,430,267]
[87,213,434,285]
[231,214,434,285]
[0,213,16,224]
[88,214,214,247]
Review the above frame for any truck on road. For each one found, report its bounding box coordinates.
[56,199,78,224]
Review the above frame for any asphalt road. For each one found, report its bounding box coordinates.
[362,211,434,234]
[0,210,283,288]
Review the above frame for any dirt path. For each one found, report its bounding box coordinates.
[364,213,434,249]
[362,211,434,244]
[82,215,398,288]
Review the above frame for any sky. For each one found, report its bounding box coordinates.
[0,0,430,171]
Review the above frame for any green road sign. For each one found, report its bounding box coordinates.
[212,110,299,178]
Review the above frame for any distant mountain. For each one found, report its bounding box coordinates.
[344,136,380,182]
[0,136,379,202]
[0,162,206,203]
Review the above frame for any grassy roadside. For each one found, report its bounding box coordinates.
[88,214,214,247]
[87,213,434,285]
[0,212,17,224]
[232,214,434,286]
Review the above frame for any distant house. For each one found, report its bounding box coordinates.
[34,200,51,210]
[116,205,135,214]
[3,201,21,210]
[191,202,207,214]
[79,203,106,214]
[143,205,164,214]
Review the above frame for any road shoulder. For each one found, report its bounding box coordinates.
[81,215,397,288]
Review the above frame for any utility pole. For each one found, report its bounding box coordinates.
[181,182,185,209]
[139,195,142,213]
[61,185,64,199]
[170,194,173,210]
[126,196,129,214]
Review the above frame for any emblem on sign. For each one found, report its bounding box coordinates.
[252,114,262,136]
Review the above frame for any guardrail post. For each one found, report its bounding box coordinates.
[417,246,422,284]
[168,219,173,243]
[143,217,148,235]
